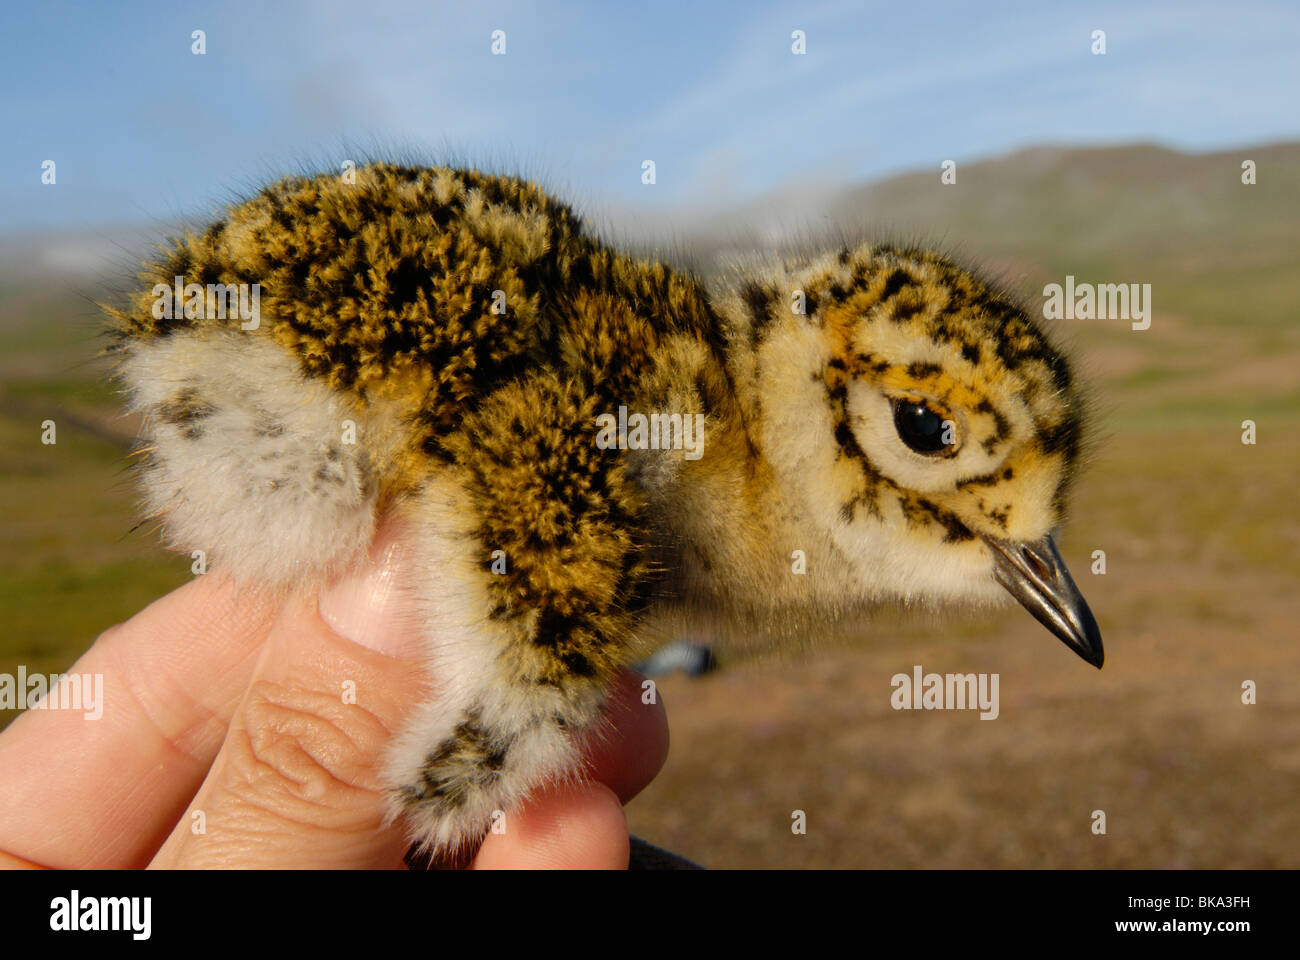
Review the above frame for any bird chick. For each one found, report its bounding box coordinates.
[105,163,1103,855]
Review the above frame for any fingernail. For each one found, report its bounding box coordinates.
[318,522,420,658]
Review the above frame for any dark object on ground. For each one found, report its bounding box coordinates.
[635,641,718,677]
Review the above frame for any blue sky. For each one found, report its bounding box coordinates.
[2,0,1297,233]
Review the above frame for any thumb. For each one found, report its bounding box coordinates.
[149,520,427,869]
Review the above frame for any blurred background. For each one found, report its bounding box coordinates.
[2,1,1297,867]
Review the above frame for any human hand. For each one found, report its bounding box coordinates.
[0,520,669,869]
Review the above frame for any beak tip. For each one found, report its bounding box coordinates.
[1072,612,1104,669]
[985,533,1106,672]
[1055,598,1104,670]
[1060,627,1103,668]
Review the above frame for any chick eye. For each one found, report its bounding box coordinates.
[893,399,953,455]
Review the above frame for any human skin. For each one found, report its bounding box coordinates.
[0,519,669,869]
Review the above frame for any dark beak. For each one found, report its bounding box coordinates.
[984,534,1104,668]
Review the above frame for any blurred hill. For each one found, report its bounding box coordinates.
[675,141,1300,328]
[655,140,1300,432]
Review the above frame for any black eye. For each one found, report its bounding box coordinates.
[893,399,953,455]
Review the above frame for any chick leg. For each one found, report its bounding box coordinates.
[383,371,654,855]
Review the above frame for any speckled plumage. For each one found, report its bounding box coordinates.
[105,162,1099,855]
